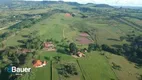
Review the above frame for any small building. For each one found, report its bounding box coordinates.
[33,60,47,68]
[44,42,56,51]
[77,52,85,57]
[65,13,72,17]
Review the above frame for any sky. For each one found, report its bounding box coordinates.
[25,0,142,6]
[0,0,11,4]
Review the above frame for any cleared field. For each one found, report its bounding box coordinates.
[105,52,142,80]
[77,52,117,80]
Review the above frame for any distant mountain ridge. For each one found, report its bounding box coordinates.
[94,4,113,8]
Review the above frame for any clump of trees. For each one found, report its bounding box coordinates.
[53,56,61,64]
[58,63,78,78]
[100,34,142,65]
[88,43,100,52]
[20,36,43,50]
[9,19,38,30]
[122,35,142,64]
[0,46,38,80]
[0,31,13,41]
[101,44,123,55]
[69,43,77,55]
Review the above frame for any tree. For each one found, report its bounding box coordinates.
[54,56,61,64]
[58,63,78,77]
[101,44,109,51]
[120,36,125,41]
[88,43,95,52]
[0,68,1,75]
[69,43,77,55]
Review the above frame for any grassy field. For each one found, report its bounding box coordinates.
[34,62,51,80]
[78,52,117,80]
[39,51,81,80]
[4,11,141,47]
[4,13,80,46]
[105,52,142,80]
[35,51,117,80]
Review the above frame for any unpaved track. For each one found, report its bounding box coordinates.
[0,27,8,31]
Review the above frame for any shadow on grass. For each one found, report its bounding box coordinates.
[21,35,30,38]
[107,38,120,41]
[56,48,70,55]
[17,40,26,44]
[111,44,122,48]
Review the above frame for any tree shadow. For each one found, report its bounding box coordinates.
[18,44,26,48]
[107,38,120,41]
[8,46,18,49]
[17,40,27,48]
[57,44,68,48]
[17,40,25,44]
[21,35,30,38]
[56,48,70,55]
[111,44,122,48]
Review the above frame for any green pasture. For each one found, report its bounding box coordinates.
[77,52,117,80]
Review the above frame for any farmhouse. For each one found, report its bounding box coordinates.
[77,52,85,57]
[33,60,47,68]
[44,42,56,51]
[65,13,72,17]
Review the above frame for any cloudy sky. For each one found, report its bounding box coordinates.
[25,0,142,6]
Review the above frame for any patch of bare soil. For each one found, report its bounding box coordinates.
[76,32,92,44]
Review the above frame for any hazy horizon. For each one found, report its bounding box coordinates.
[0,0,142,7]
[24,0,142,7]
